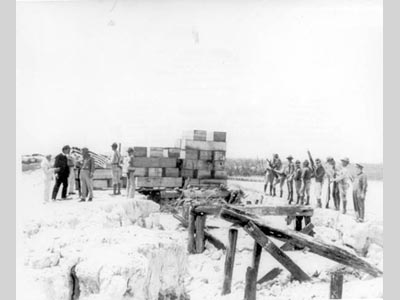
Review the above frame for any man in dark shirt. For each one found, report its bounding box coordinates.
[272,154,284,197]
[314,158,326,208]
[294,160,303,204]
[52,145,71,200]
[285,155,295,204]
[301,160,312,205]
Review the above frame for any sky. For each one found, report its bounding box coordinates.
[16,0,383,163]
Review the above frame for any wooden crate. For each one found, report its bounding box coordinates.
[137,177,183,188]
[148,168,163,177]
[134,168,148,177]
[167,148,181,158]
[149,147,164,158]
[213,170,228,179]
[181,169,195,178]
[194,130,207,141]
[183,140,227,151]
[200,179,227,185]
[93,168,112,180]
[213,160,225,171]
[163,167,180,177]
[197,170,212,179]
[133,147,147,157]
[132,157,177,168]
[182,159,197,170]
[93,179,109,189]
[213,151,226,161]
[197,160,213,171]
[184,149,199,160]
[199,150,213,161]
[213,131,227,142]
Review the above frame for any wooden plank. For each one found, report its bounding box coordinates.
[199,150,213,160]
[213,131,227,142]
[132,157,177,168]
[163,168,180,177]
[192,205,313,217]
[222,228,238,295]
[330,271,344,299]
[149,147,164,158]
[220,207,383,277]
[213,150,226,160]
[187,208,196,254]
[184,140,227,151]
[244,221,311,282]
[199,179,228,185]
[244,241,263,300]
[148,168,162,177]
[280,223,314,251]
[133,147,147,157]
[195,214,206,253]
[257,267,283,284]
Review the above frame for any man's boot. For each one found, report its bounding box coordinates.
[289,191,293,204]
[272,187,276,197]
[264,184,267,194]
[113,184,117,195]
[317,198,322,208]
[280,189,283,198]
[269,185,273,196]
[305,196,310,205]
[117,183,121,195]
[342,201,347,214]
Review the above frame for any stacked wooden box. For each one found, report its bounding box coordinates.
[131,146,183,188]
[178,130,228,187]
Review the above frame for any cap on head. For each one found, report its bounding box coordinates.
[355,163,364,169]
[286,155,293,160]
[82,147,89,152]
[111,143,118,149]
[341,157,350,165]
[273,153,279,158]
[295,160,301,164]
[315,158,321,163]
[303,160,309,166]
[62,145,70,152]
[127,147,134,154]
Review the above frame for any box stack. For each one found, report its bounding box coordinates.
[131,147,182,188]
[178,130,228,187]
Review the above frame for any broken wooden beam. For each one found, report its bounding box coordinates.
[222,228,238,295]
[244,221,311,282]
[257,267,283,285]
[173,214,226,250]
[195,214,206,253]
[192,204,314,217]
[220,207,383,277]
[280,223,315,251]
[330,271,344,299]
[244,241,263,300]
[187,208,196,254]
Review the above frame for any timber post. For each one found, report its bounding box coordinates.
[187,207,196,254]
[195,213,206,253]
[330,271,344,299]
[222,227,238,295]
[244,241,262,300]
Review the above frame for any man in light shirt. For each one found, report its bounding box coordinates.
[41,155,59,203]
[334,157,352,214]
[79,148,95,202]
[110,143,122,195]
[353,163,368,222]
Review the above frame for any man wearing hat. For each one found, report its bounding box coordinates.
[353,163,368,222]
[285,155,295,203]
[301,160,313,205]
[272,154,284,197]
[110,143,122,195]
[314,158,326,208]
[334,157,352,214]
[294,160,303,204]
[79,147,95,202]
[52,145,71,200]
[126,147,136,199]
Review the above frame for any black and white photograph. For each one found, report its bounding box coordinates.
[16,0,383,299]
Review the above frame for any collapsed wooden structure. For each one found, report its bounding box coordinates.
[178,203,383,300]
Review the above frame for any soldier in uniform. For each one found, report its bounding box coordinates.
[353,163,368,222]
[126,147,136,199]
[301,160,313,205]
[272,154,284,197]
[314,158,325,208]
[79,147,95,202]
[294,160,303,204]
[285,155,295,204]
[52,145,71,200]
[110,143,122,195]
[334,157,352,214]
[264,166,274,196]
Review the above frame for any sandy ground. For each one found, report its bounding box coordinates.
[16,170,383,300]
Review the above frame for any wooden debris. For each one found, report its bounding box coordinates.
[187,208,196,254]
[330,271,344,299]
[222,228,238,295]
[244,241,263,300]
[281,223,315,251]
[195,214,206,253]
[244,221,311,282]
[257,267,283,284]
[220,207,383,277]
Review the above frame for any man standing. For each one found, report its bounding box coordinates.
[334,157,352,214]
[126,147,136,198]
[67,153,76,196]
[52,145,71,200]
[285,155,295,204]
[272,154,284,197]
[301,160,313,205]
[314,158,326,208]
[353,163,368,222]
[79,148,95,202]
[110,143,122,195]
[41,155,59,203]
[294,160,303,204]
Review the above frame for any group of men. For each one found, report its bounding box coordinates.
[263,154,368,222]
[41,143,137,204]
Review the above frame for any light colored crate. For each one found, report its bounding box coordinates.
[183,149,199,160]
[93,179,109,189]
[132,157,177,168]
[164,168,180,177]
[197,160,213,170]
[181,169,195,178]
[136,177,183,188]
[93,168,112,180]
[182,140,226,151]
[148,168,163,177]
[167,148,181,158]
[193,130,207,141]
[199,150,213,161]
[213,160,225,171]
[149,147,164,158]
[133,147,147,157]
[213,151,226,161]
